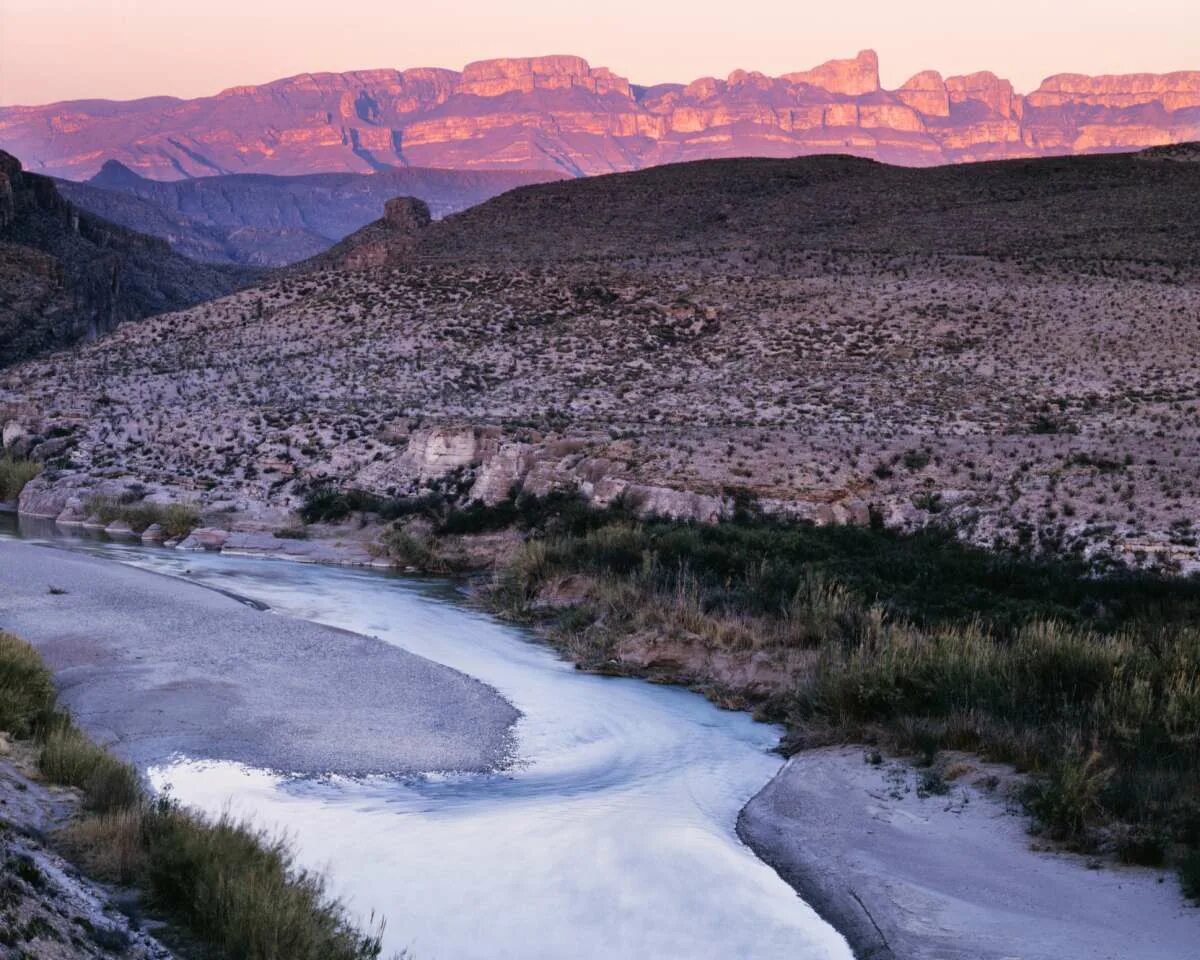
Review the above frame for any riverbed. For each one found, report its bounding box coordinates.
[0,521,851,960]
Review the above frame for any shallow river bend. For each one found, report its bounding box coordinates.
[3,525,851,960]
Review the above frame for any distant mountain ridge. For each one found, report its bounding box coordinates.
[2,51,1198,180]
[55,161,562,265]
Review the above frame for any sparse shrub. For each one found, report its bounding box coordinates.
[0,454,41,500]
[85,496,198,538]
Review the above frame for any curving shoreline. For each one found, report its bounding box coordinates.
[6,524,1197,959]
[739,746,1198,960]
[0,538,519,776]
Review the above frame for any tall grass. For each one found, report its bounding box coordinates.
[0,630,387,959]
[492,514,1200,895]
[0,630,56,736]
[0,453,41,500]
[86,495,199,538]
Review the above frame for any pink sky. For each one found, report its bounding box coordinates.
[2,0,1197,106]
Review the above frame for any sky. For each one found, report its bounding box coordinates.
[2,0,1198,106]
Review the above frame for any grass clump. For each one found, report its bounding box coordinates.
[0,630,387,959]
[0,453,41,500]
[0,631,57,737]
[86,495,199,538]
[490,509,1200,898]
[38,721,142,813]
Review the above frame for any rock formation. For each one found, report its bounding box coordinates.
[3,51,1198,181]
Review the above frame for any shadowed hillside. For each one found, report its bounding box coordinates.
[330,147,1200,268]
[0,151,257,364]
[57,162,564,266]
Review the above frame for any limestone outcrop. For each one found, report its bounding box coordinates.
[5,52,1199,181]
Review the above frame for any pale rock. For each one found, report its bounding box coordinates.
[177,527,229,551]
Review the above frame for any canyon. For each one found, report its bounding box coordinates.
[54,161,563,265]
[0,151,254,364]
[2,51,1199,181]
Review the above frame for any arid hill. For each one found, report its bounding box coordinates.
[56,162,563,266]
[4,146,1200,570]
[3,51,1198,181]
[0,151,256,365]
[332,148,1200,268]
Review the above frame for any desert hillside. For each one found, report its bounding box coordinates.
[4,146,1200,569]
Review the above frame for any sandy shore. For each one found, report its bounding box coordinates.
[738,745,1197,960]
[0,539,519,775]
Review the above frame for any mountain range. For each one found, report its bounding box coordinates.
[2,51,1199,180]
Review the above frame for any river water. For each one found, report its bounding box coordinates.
[2,520,850,960]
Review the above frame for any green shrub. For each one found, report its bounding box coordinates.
[140,801,383,960]
[491,506,1200,898]
[1020,748,1113,848]
[1181,848,1200,901]
[0,454,41,500]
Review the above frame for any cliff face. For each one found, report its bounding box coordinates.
[3,51,1199,180]
[0,150,255,365]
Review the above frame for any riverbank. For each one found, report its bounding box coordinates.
[739,746,1197,960]
[5,511,1199,959]
[0,630,392,960]
[0,734,176,959]
[1,522,858,960]
[0,538,518,775]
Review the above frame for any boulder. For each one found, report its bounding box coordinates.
[177,527,229,551]
[2,421,29,449]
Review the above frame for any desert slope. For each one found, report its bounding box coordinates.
[3,147,1200,569]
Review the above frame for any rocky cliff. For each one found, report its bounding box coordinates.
[3,51,1198,180]
[0,150,256,365]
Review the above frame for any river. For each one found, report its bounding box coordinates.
[1,519,851,960]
